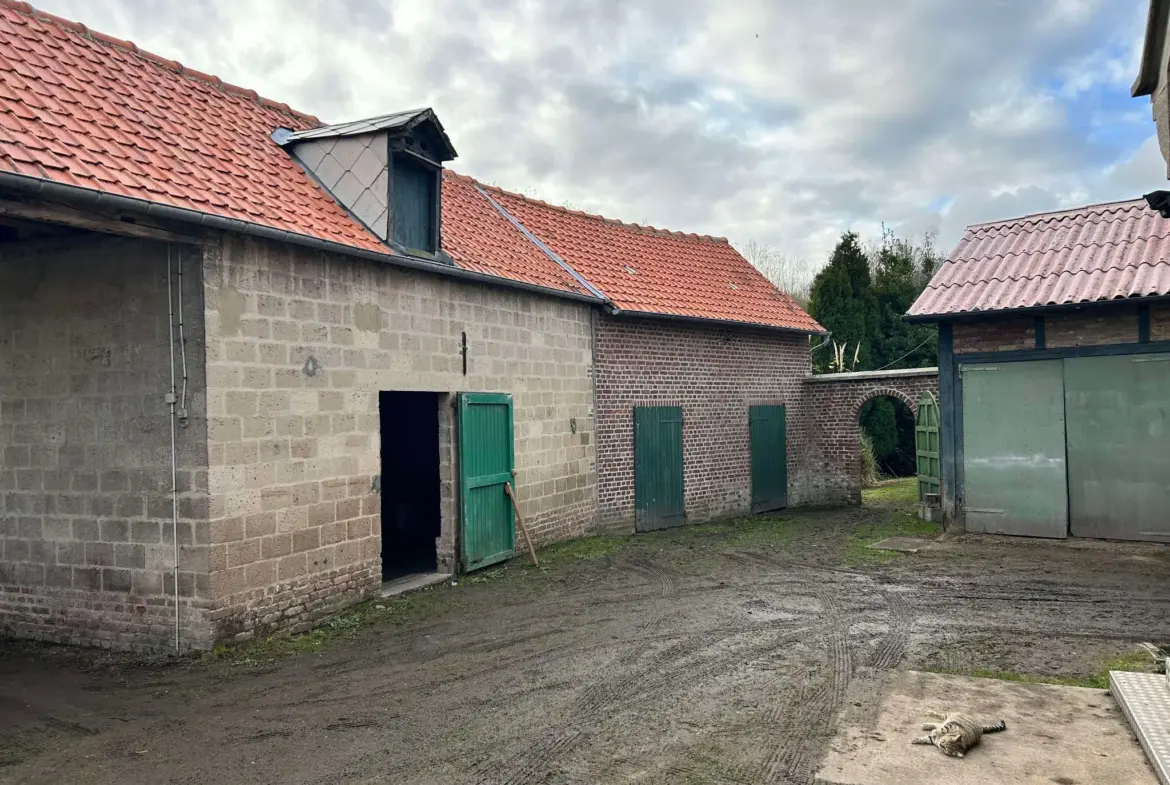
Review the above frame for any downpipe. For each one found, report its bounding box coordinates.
[166,245,181,652]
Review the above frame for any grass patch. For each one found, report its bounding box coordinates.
[924,647,1160,690]
[536,534,631,566]
[862,477,920,508]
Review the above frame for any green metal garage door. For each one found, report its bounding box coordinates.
[961,360,1068,538]
[1064,354,1170,541]
[634,406,685,532]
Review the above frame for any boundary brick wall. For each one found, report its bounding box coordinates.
[800,370,939,506]
[201,234,596,643]
[592,315,814,533]
[0,237,211,651]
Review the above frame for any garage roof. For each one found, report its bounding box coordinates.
[908,198,1170,319]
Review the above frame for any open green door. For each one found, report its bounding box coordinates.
[750,405,787,513]
[634,406,685,532]
[961,360,1067,538]
[915,391,940,501]
[458,393,515,571]
[1064,354,1170,541]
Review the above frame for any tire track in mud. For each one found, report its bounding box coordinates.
[865,586,913,670]
[471,618,818,785]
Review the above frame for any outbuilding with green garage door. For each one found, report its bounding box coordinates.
[907,195,1170,542]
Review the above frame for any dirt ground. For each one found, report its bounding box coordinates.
[4,481,1170,785]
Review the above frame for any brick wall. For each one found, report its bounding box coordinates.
[952,317,1033,353]
[1046,308,1139,347]
[0,236,211,651]
[201,235,596,642]
[1153,303,1170,342]
[592,315,812,532]
[800,371,939,506]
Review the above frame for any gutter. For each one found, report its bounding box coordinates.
[607,306,828,337]
[1133,0,1170,97]
[903,294,1170,325]
[0,171,606,306]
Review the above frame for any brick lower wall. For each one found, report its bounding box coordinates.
[1046,308,1139,347]
[201,235,596,643]
[1153,303,1170,342]
[592,315,813,532]
[800,372,939,505]
[0,236,211,651]
[953,318,1033,353]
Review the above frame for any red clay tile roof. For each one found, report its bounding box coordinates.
[0,0,385,252]
[482,184,824,332]
[0,0,821,333]
[909,198,1170,318]
[440,172,589,296]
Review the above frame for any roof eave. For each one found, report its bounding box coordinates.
[609,306,828,336]
[1133,0,1170,97]
[904,294,1170,323]
[0,171,605,306]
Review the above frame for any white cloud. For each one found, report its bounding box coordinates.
[29,0,1167,267]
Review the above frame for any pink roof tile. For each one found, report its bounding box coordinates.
[909,198,1170,318]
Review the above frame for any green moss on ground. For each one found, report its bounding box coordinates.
[924,647,1160,690]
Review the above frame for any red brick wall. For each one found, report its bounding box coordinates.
[800,373,939,505]
[953,318,1033,353]
[592,315,812,533]
[1153,304,1170,342]
[1046,309,1139,347]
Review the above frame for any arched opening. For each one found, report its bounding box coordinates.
[857,392,917,487]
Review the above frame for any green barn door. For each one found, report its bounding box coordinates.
[634,406,685,532]
[1064,354,1170,541]
[458,393,515,571]
[915,391,941,501]
[750,405,788,513]
[960,360,1067,538]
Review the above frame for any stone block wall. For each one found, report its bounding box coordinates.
[0,237,210,651]
[592,315,813,533]
[201,235,596,641]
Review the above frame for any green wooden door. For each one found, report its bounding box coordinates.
[458,393,515,571]
[960,360,1068,538]
[749,405,787,513]
[1064,354,1170,541]
[634,406,685,532]
[915,391,941,501]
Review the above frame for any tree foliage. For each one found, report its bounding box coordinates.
[808,227,943,476]
[740,240,815,309]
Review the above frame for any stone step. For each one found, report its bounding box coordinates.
[1111,671,1170,785]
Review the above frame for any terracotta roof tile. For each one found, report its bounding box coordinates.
[909,199,1170,318]
[478,184,824,332]
[0,0,821,332]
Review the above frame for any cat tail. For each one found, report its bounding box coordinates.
[982,719,1006,734]
[910,735,933,745]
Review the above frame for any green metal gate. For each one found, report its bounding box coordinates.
[915,391,940,501]
[458,392,515,571]
[749,405,787,513]
[634,406,685,532]
[960,360,1067,538]
[1064,353,1170,541]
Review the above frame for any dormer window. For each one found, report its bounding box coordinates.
[391,152,438,255]
[276,108,457,261]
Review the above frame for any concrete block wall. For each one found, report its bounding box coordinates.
[0,237,211,651]
[800,371,939,506]
[592,315,813,533]
[201,235,596,641]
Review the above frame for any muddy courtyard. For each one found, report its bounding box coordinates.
[3,482,1169,785]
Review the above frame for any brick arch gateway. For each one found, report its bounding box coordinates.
[793,368,939,506]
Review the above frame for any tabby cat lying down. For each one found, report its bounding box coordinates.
[911,712,1006,758]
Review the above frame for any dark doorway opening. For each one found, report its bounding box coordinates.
[379,391,441,580]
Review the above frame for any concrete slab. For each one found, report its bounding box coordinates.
[868,537,935,553]
[379,572,451,597]
[815,670,1156,785]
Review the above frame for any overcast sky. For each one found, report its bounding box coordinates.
[39,0,1168,270]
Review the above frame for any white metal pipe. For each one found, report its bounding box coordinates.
[166,244,181,652]
[177,249,189,423]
